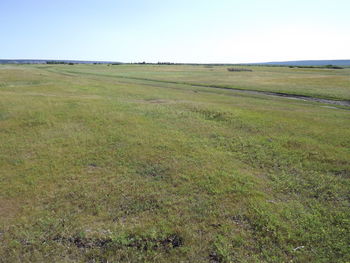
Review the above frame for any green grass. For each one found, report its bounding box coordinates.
[37,64,350,100]
[0,64,349,262]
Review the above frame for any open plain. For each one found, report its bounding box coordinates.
[0,64,349,262]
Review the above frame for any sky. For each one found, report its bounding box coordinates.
[1,0,349,63]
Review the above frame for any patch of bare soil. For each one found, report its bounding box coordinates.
[53,233,183,251]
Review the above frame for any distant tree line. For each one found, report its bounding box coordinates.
[289,65,344,69]
[132,61,147,64]
[46,61,74,65]
[227,68,253,72]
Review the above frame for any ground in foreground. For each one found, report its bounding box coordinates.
[0,65,349,262]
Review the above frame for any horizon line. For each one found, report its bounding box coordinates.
[1,58,350,65]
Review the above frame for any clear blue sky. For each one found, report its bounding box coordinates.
[1,0,349,63]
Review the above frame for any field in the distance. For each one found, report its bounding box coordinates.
[44,64,350,100]
[0,64,349,262]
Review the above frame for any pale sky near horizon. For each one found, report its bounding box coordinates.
[1,0,349,63]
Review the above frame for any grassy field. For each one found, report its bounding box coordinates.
[0,64,349,262]
[41,64,350,100]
